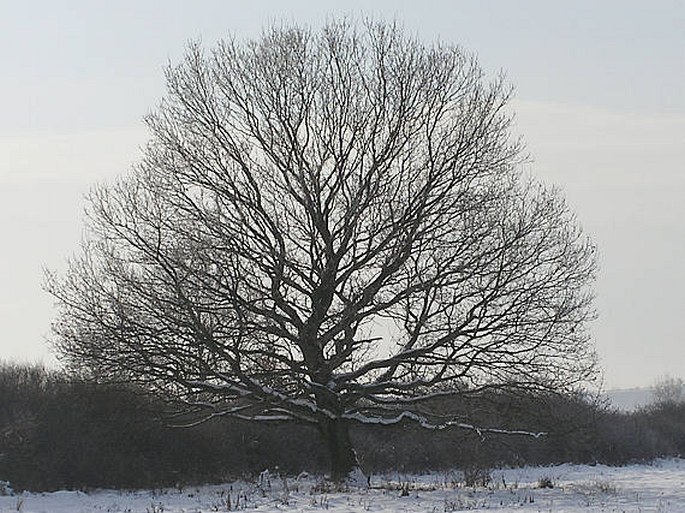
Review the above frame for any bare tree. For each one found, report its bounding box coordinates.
[652,376,685,406]
[47,20,597,481]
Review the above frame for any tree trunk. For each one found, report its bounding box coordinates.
[319,417,359,482]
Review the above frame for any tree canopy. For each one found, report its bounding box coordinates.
[47,20,597,480]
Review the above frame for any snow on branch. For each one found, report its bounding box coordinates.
[343,411,546,439]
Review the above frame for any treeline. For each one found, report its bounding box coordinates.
[1,363,684,491]
[0,363,325,491]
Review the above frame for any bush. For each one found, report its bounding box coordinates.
[0,363,324,490]
[3,363,685,491]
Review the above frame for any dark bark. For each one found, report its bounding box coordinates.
[319,417,358,482]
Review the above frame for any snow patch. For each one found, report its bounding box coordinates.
[345,466,370,488]
[2,459,685,512]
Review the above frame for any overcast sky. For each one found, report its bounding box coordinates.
[1,0,683,389]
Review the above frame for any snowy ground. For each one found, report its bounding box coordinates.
[2,458,685,512]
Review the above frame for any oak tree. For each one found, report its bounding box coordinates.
[47,21,597,481]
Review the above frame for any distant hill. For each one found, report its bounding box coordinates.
[604,387,654,411]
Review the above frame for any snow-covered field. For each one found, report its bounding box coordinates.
[2,459,684,512]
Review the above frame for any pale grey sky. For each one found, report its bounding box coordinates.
[1,0,683,389]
